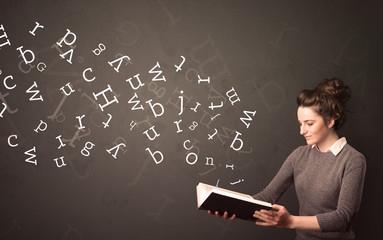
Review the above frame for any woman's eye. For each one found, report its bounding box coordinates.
[307,123,313,126]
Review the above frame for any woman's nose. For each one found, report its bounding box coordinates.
[300,125,306,135]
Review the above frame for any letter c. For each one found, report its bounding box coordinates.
[183,139,193,150]
[4,75,16,90]
[82,67,96,82]
[8,135,18,147]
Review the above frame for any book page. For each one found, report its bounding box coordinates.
[197,183,272,208]
[212,188,271,207]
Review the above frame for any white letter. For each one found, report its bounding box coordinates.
[16,46,35,65]
[0,103,6,117]
[106,143,126,159]
[56,135,66,149]
[60,82,75,96]
[81,141,95,157]
[8,135,18,147]
[24,146,37,165]
[3,75,16,90]
[186,152,198,165]
[34,120,48,133]
[0,24,11,48]
[126,73,145,90]
[240,110,256,128]
[149,62,166,82]
[76,114,86,129]
[29,22,44,36]
[226,87,240,105]
[108,55,131,73]
[36,62,46,72]
[145,148,164,164]
[26,81,44,101]
[146,99,164,118]
[92,84,119,111]
[174,119,183,133]
[230,131,244,151]
[56,29,77,47]
[128,92,144,110]
[53,156,66,168]
[82,67,96,82]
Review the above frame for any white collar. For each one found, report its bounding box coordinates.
[311,137,347,156]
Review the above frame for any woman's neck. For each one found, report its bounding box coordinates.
[317,131,339,153]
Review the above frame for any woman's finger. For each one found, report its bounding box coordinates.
[260,209,276,218]
[254,211,277,225]
[215,211,221,217]
[255,221,274,227]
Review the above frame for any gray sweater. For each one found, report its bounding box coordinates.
[253,144,366,240]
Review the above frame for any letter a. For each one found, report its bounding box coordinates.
[106,143,126,159]
[108,55,131,73]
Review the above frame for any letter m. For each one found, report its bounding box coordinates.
[240,110,256,128]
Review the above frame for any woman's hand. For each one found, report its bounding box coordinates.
[253,204,293,228]
[208,210,236,220]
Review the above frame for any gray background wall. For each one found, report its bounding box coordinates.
[0,0,382,239]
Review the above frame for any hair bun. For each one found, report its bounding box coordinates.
[315,78,351,104]
[297,78,351,130]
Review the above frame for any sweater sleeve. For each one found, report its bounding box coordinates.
[252,147,301,203]
[316,153,366,232]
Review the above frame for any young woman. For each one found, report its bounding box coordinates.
[208,78,366,240]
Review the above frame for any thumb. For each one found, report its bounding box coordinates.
[271,204,284,211]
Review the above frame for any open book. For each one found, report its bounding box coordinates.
[196,182,272,222]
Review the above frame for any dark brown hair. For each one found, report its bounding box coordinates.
[297,78,351,130]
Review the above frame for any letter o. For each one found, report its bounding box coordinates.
[186,152,198,165]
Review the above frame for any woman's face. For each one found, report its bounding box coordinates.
[297,106,333,147]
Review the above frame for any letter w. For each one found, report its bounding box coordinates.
[240,110,256,128]
[24,146,37,165]
[26,81,44,101]
[149,62,166,82]
[128,92,144,110]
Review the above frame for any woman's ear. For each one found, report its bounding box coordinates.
[328,118,335,128]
